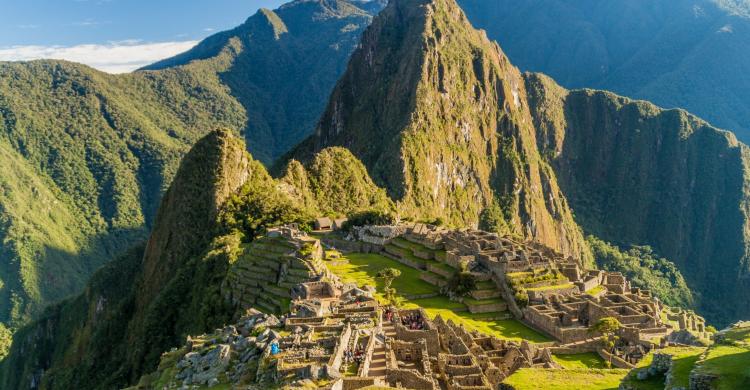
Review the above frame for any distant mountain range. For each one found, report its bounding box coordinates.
[458,0,750,142]
[2,0,750,388]
[1,0,750,372]
[0,0,383,330]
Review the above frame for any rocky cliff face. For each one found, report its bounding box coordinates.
[0,130,254,389]
[525,72,750,325]
[0,130,395,390]
[0,0,383,330]
[293,0,590,262]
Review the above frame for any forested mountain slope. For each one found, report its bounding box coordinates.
[525,72,750,325]
[457,0,750,142]
[0,0,382,330]
[0,128,394,389]
[3,0,750,388]
[291,0,591,263]
[291,0,750,325]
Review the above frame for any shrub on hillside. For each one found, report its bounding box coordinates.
[342,209,396,232]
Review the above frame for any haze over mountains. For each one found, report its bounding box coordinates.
[458,0,750,142]
[1,0,750,387]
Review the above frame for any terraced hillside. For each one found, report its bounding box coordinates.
[225,235,326,314]
[383,235,509,318]
[320,241,549,343]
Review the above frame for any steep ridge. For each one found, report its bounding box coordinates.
[456,0,750,143]
[292,0,591,263]
[525,72,750,325]
[0,0,382,330]
[144,0,383,163]
[0,131,394,389]
[0,59,241,328]
[0,130,254,389]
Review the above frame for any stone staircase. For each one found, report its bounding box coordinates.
[367,321,396,377]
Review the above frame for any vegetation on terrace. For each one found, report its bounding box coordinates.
[503,367,630,390]
[552,353,608,370]
[620,346,706,390]
[691,322,750,389]
[323,250,550,343]
[587,236,693,308]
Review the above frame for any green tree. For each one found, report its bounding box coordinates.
[587,236,693,308]
[446,272,476,297]
[376,268,402,306]
[479,199,512,235]
[589,317,622,368]
[0,324,12,359]
[342,209,396,232]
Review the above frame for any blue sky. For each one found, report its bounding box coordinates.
[0,0,287,72]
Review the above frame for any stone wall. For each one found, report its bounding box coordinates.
[386,369,437,390]
[359,333,377,377]
[328,324,353,372]
[689,371,717,390]
[394,326,440,356]
[354,225,408,245]
[331,377,376,390]
[598,348,635,369]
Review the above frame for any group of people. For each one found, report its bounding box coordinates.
[400,312,425,330]
[384,308,395,322]
[343,346,365,366]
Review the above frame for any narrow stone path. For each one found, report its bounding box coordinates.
[367,321,396,377]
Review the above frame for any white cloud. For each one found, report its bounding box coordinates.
[718,24,734,33]
[0,40,199,73]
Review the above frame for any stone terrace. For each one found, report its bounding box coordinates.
[362,223,710,368]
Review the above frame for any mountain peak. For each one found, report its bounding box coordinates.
[292,0,590,261]
[139,129,250,303]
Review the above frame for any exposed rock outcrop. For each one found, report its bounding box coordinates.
[292,0,591,263]
[525,72,750,325]
[0,130,255,390]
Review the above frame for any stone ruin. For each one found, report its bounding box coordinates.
[378,308,559,390]
[372,223,711,368]
[260,276,559,389]
[169,222,714,388]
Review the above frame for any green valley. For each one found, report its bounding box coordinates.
[1,0,750,389]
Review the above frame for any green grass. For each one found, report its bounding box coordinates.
[621,346,706,390]
[586,285,606,296]
[392,237,431,253]
[326,252,438,296]
[426,260,458,274]
[697,344,750,389]
[526,283,575,292]
[507,271,533,279]
[552,353,608,369]
[410,297,466,310]
[425,308,549,343]
[463,297,505,306]
[475,280,496,290]
[324,252,550,343]
[503,368,629,390]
